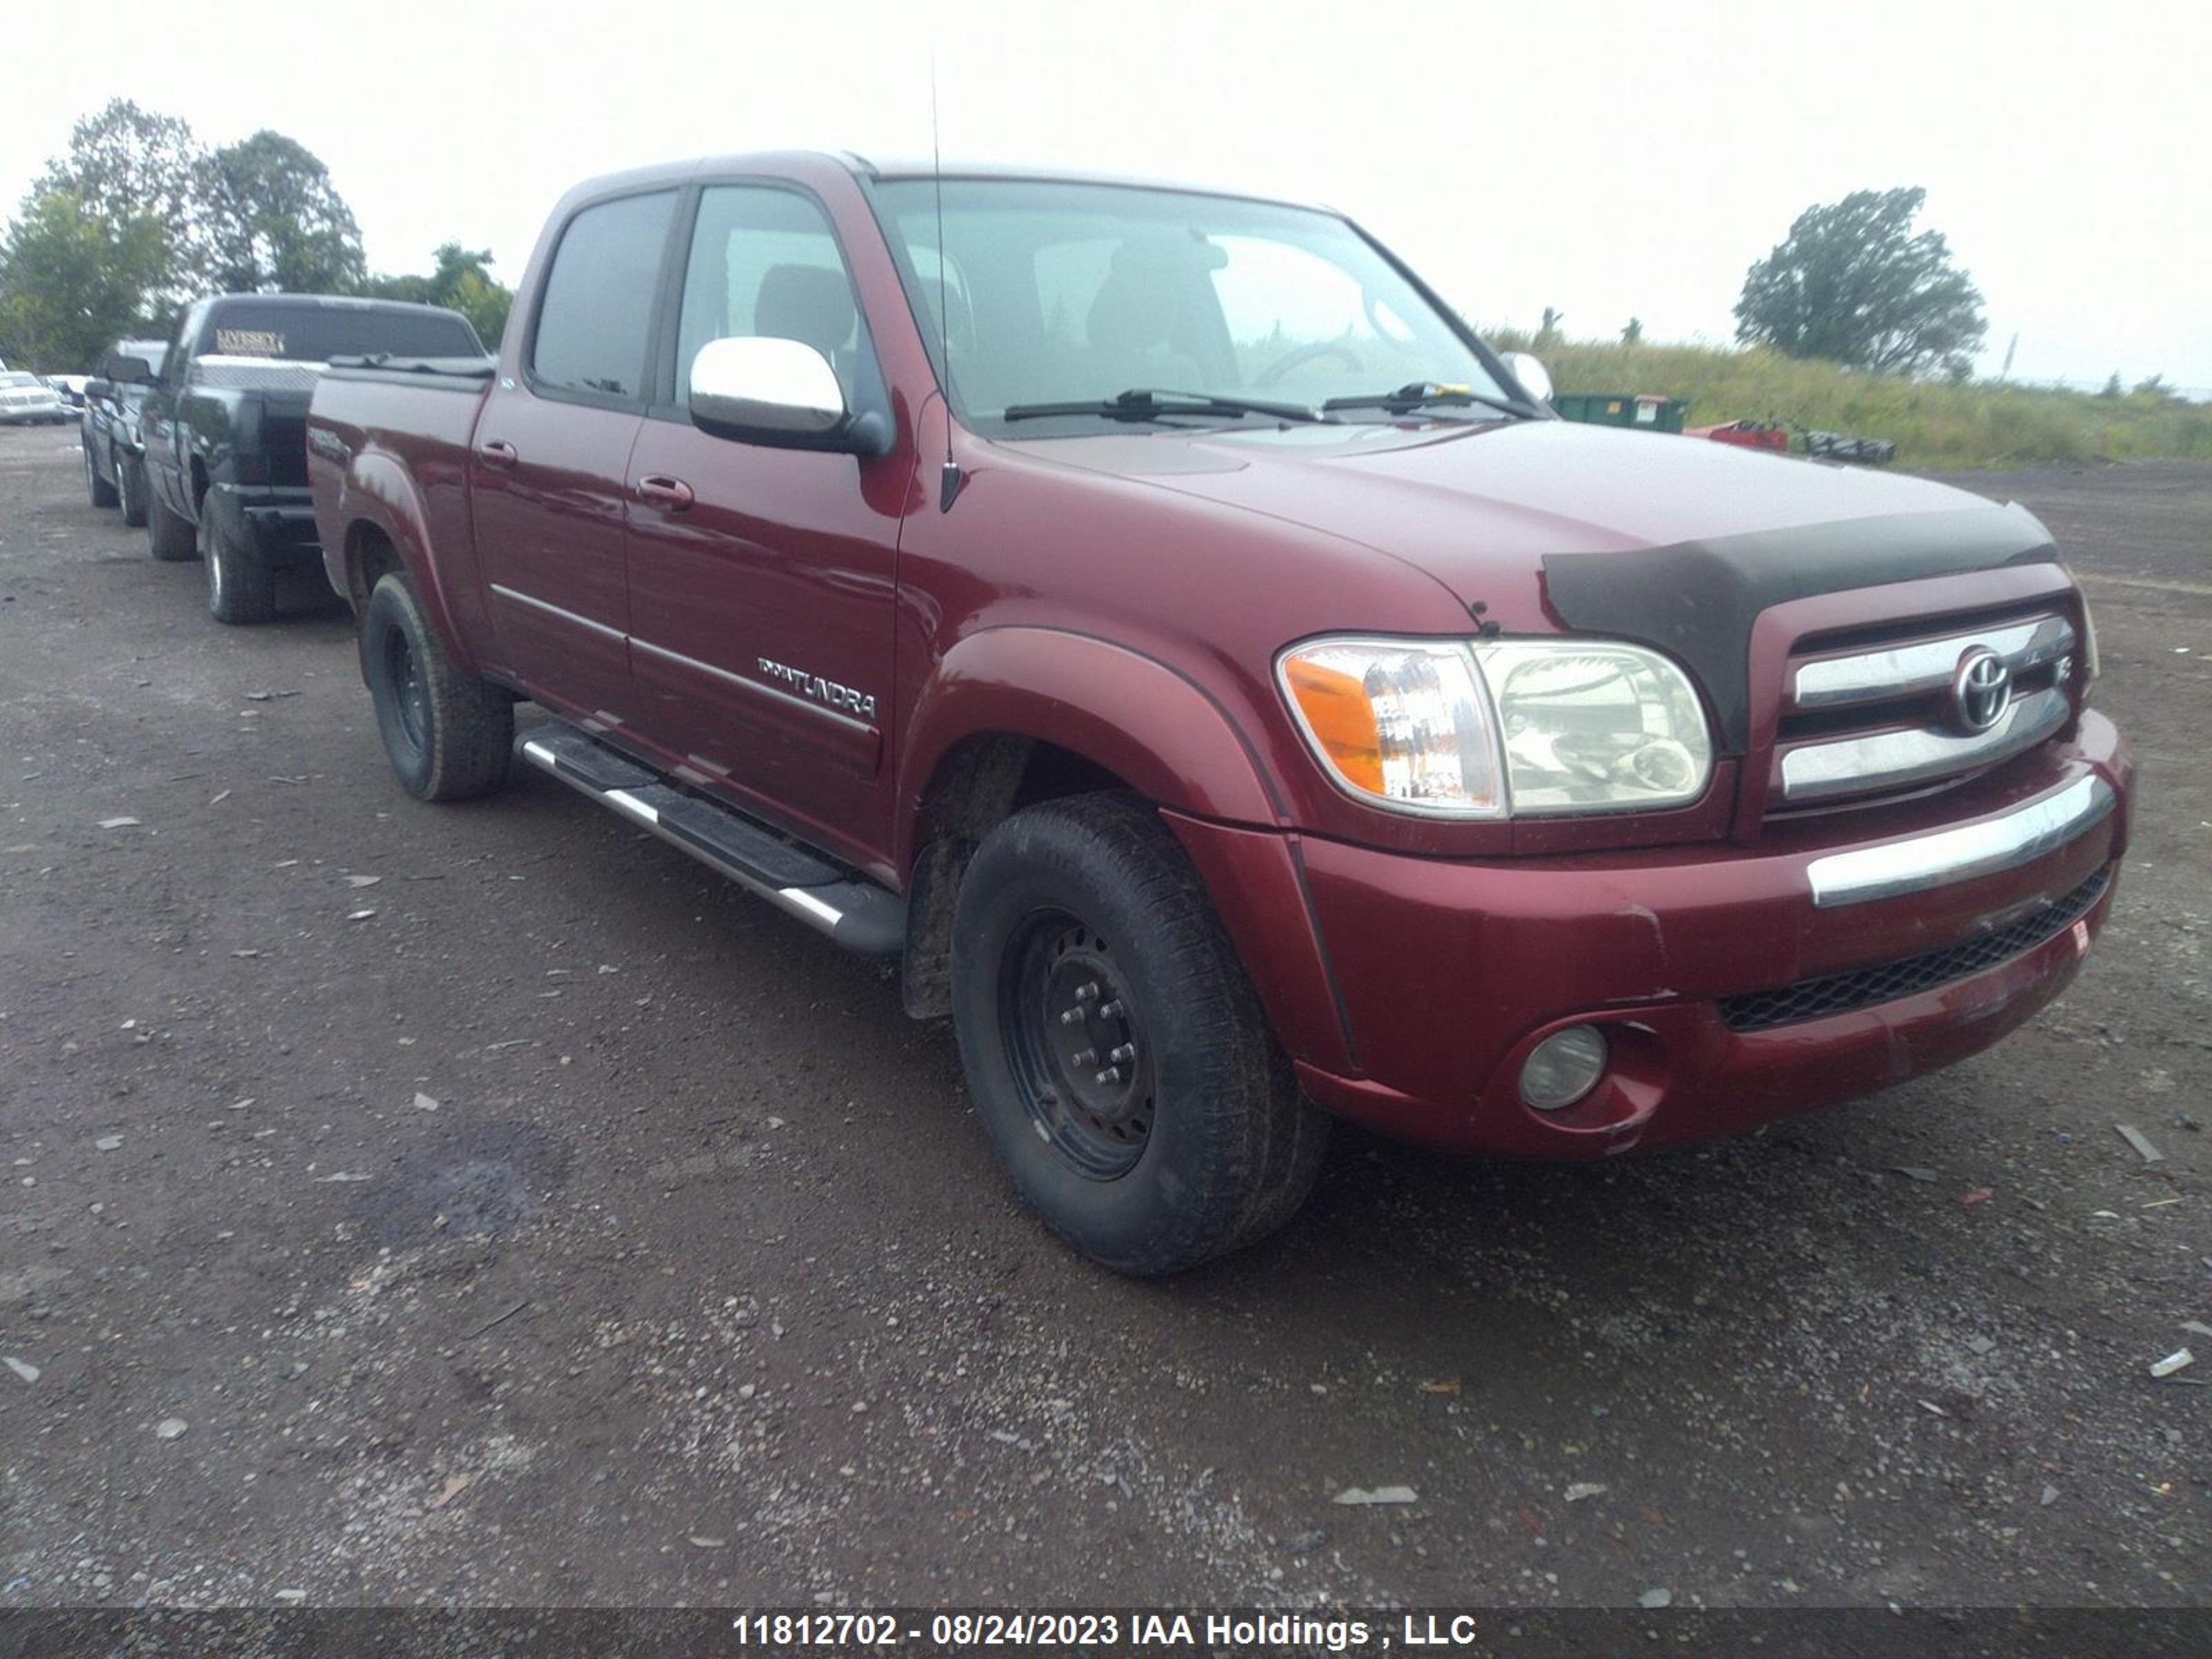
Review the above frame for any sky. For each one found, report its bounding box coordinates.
[4,0,2207,393]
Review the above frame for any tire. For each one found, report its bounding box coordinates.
[147,487,196,561]
[201,510,276,626]
[118,456,149,528]
[85,442,118,508]
[363,571,513,801]
[950,790,1328,1275]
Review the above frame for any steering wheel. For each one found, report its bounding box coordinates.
[1253,341,1365,388]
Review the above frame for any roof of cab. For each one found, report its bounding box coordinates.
[547,149,1333,216]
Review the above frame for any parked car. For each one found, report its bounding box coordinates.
[110,294,482,623]
[307,153,2133,1275]
[82,339,171,523]
[0,371,71,424]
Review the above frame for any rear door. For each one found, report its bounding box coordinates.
[621,182,905,862]
[469,188,680,728]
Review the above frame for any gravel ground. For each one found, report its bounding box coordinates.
[0,431,2206,1611]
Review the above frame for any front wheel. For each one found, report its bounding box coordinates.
[363,572,513,801]
[118,456,149,527]
[85,444,118,508]
[147,486,196,561]
[950,791,1328,1275]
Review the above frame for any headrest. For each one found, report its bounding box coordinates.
[757,264,855,357]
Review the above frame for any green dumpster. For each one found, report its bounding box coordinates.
[1550,392,1688,434]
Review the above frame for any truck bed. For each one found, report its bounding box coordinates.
[307,355,500,623]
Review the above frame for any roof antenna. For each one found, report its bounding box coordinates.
[932,51,963,512]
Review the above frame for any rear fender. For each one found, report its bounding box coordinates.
[333,449,482,677]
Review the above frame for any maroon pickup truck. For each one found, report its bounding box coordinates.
[307,152,2134,1274]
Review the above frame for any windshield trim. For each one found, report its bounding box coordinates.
[855,172,1542,440]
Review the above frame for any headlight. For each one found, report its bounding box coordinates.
[1472,639,1712,813]
[1277,638,1504,816]
[1279,636,1712,818]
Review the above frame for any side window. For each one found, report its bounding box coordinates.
[675,186,861,402]
[532,190,678,401]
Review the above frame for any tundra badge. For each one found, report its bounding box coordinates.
[758,658,877,720]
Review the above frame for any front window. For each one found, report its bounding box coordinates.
[872,177,1508,431]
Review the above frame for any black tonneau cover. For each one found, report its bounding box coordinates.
[1541,501,2059,751]
[323,355,497,389]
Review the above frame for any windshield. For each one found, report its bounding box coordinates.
[197,304,481,363]
[872,178,1506,431]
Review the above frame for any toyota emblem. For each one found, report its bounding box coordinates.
[1951,647,2013,733]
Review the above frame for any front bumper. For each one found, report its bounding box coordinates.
[1174,711,2133,1157]
[205,484,321,568]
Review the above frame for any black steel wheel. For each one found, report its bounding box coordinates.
[950,791,1328,1275]
[362,571,513,802]
[998,910,1154,1179]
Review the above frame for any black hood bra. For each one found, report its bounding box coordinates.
[1541,501,2059,751]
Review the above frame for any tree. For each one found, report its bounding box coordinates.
[1620,316,1643,346]
[2133,374,2175,400]
[31,98,216,302]
[2100,373,2124,399]
[0,189,167,371]
[207,131,365,293]
[360,242,514,348]
[1734,187,1986,378]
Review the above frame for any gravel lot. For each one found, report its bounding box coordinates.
[1,429,2206,1611]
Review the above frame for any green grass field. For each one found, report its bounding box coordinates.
[1482,329,2212,471]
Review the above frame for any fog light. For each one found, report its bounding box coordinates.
[1519,1024,1608,1111]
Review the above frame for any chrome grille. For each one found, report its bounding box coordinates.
[1774,610,2076,808]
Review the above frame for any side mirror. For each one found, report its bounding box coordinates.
[688,336,888,458]
[1503,350,1554,406]
[85,378,113,401]
[106,353,155,385]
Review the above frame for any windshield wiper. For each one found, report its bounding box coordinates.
[1002,388,1329,424]
[1322,382,1538,420]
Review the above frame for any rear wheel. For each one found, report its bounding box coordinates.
[202,511,276,625]
[363,572,513,801]
[85,443,118,508]
[950,791,1328,1275]
[147,487,196,561]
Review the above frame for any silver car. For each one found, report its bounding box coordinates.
[0,371,72,424]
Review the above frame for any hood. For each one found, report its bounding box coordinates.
[1022,418,2058,748]
[1025,415,2006,574]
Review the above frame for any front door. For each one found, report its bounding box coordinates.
[470,187,679,731]
[621,182,907,865]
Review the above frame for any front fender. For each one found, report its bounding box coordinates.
[899,626,1286,854]
[330,448,483,677]
[897,627,1361,1074]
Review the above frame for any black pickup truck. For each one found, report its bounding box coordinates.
[109,294,482,623]
[82,338,170,526]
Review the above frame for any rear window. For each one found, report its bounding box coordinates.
[200,305,482,362]
[531,190,679,402]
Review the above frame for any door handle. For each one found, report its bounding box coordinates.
[476,440,518,468]
[636,474,695,512]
